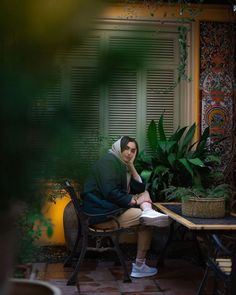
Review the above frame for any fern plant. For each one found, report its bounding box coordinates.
[163,184,233,202]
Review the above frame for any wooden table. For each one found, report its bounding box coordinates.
[154,202,236,231]
[154,202,236,294]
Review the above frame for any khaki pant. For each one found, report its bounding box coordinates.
[93,208,153,253]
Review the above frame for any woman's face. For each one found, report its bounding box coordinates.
[121,141,137,163]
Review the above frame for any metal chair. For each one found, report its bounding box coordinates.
[197,233,236,295]
[62,180,132,285]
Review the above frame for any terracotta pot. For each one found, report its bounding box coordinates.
[63,201,78,251]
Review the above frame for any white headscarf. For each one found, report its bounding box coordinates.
[109,137,124,162]
[109,137,132,190]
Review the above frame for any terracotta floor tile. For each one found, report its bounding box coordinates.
[47,263,73,272]
[44,271,71,280]
[71,261,99,271]
[79,293,120,295]
[123,293,164,295]
[32,263,47,272]
[36,271,46,280]
[77,268,115,282]
[118,278,160,293]
[78,281,120,293]
[48,279,79,295]
[109,265,127,281]
[157,278,200,295]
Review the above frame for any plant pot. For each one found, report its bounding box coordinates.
[10,279,61,295]
[182,197,225,218]
[63,201,79,251]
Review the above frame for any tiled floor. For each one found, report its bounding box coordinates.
[33,258,212,295]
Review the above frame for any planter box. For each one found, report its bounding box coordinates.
[182,197,225,218]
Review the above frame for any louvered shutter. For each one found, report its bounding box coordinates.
[107,69,137,142]
[106,28,178,147]
[144,32,178,144]
[70,66,100,163]
[67,35,101,165]
[146,69,176,135]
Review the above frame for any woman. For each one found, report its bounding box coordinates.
[81,136,169,278]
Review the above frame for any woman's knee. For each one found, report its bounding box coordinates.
[118,208,142,227]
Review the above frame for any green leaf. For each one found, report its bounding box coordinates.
[169,126,187,142]
[205,155,221,164]
[147,120,157,151]
[178,158,193,176]
[154,165,169,175]
[46,225,53,238]
[168,153,176,167]
[137,150,152,164]
[182,123,196,149]
[158,114,166,141]
[188,158,205,167]
[158,140,176,153]
[193,139,207,157]
[201,126,210,141]
[194,127,209,155]
[193,171,202,187]
[140,169,152,182]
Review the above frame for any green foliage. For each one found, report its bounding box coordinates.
[15,205,53,264]
[0,0,105,270]
[164,184,234,202]
[137,114,222,201]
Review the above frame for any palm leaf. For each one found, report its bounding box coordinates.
[158,140,176,153]
[178,158,193,177]
[182,123,196,149]
[168,153,176,167]
[188,158,205,167]
[147,120,157,151]
[169,126,187,142]
[140,169,152,183]
[157,114,166,141]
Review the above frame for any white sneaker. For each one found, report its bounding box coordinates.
[139,209,170,227]
[130,262,158,278]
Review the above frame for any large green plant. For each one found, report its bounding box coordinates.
[137,115,222,201]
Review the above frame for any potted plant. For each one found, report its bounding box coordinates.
[163,184,234,218]
[136,114,222,201]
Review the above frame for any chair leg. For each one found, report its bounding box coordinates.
[111,234,131,283]
[67,235,88,286]
[197,265,209,295]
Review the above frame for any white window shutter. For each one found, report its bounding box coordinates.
[146,68,176,136]
[107,69,137,142]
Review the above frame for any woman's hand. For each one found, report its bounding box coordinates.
[127,149,137,168]
[132,191,152,206]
